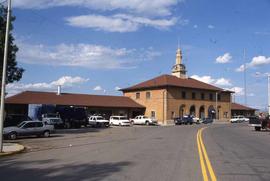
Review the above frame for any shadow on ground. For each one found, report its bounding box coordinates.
[0,159,132,181]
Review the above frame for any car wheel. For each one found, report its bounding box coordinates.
[43,131,50,137]
[255,127,261,131]
[145,121,150,126]
[119,123,122,126]
[9,132,17,140]
[130,121,134,125]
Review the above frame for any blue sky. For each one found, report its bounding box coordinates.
[3,0,270,110]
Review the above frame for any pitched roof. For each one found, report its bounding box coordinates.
[231,103,257,111]
[5,91,145,109]
[121,74,232,92]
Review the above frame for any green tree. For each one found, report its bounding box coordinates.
[0,4,24,95]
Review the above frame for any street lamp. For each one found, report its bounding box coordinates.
[0,0,11,153]
[267,73,270,116]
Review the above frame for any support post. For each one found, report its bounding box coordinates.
[0,0,11,152]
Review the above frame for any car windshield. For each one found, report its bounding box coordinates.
[17,122,26,127]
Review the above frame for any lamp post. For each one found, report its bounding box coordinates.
[215,92,218,120]
[0,0,11,153]
[268,74,270,116]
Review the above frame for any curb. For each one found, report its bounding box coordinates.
[0,143,25,157]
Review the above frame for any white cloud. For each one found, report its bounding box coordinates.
[193,24,198,28]
[235,64,246,72]
[215,78,232,86]
[13,0,184,17]
[6,76,89,96]
[93,85,103,91]
[249,56,270,67]
[215,53,232,64]
[226,87,244,96]
[190,75,215,84]
[115,86,121,91]
[66,14,180,32]
[191,75,232,86]
[208,25,215,29]
[17,41,160,69]
[236,56,270,72]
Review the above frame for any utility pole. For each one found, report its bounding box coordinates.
[215,92,218,120]
[268,74,270,116]
[0,0,11,153]
[244,49,247,106]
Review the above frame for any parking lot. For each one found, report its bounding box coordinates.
[1,123,270,181]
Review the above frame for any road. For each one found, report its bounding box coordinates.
[0,123,270,181]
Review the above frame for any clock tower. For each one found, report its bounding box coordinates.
[171,48,187,79]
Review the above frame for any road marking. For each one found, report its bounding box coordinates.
[197,129,209,181]
[197,127,217,181]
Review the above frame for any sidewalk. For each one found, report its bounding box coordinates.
[0,143,25,156]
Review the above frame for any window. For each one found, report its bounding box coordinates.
[192,92,196,99]
[224,112,228,118]
[23,122,35,128]
[146,92,151,99]
[218,94,221,101]
[209,93,213,100]
[136,92,140,99]
[201,93,205,100]
[182,91,186,99]
[171,112,175,119]
[151,111,156,118]
[36,122,43,127]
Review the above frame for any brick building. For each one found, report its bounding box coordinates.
[121,48,233,124]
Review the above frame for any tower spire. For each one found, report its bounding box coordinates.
[171,43,187,79]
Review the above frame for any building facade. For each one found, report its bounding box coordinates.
[122,48,233,124]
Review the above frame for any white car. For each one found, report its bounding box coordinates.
[88,116,109,127]
[109,116,131,126]
[192,117,201,124]
[230,115,249,123]
[130,115,158,125]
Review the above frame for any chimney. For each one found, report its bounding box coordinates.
[57,85,61,95]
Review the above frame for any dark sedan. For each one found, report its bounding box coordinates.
[174,116,193,125]
[202,118,214,124]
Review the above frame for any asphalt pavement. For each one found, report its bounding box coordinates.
[0,123,270,181]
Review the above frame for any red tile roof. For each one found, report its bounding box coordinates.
[231,103,256,111]
[121,74,233,92]
[5,91,145,108]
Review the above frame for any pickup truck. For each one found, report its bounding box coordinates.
[130,115,158,125]
[249,116,270,131]
[88,116,110,127]
[230,115,249,123]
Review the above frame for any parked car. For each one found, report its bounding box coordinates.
[230,115,249,123]
[3,121,55,140]
[249,116,270,131]
[174,116,193,125]
[130,115,158,125]
[109,116,131,126]
[88,116,110,127]
[191,116,201,124]
[42,113,63,128]
[202,118,214,124]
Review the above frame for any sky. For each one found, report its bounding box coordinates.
[2,0,270,110]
